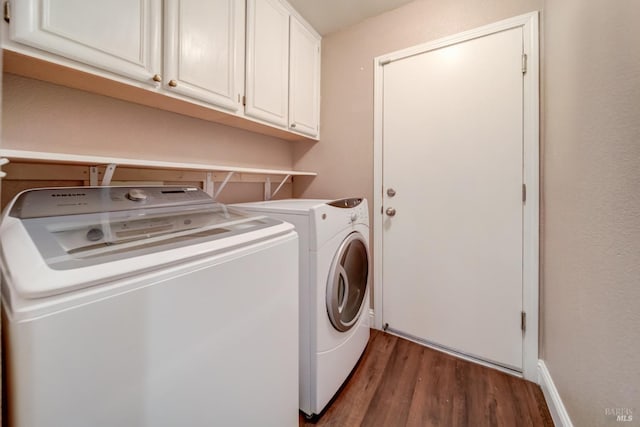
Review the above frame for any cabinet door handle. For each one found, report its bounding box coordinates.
[168,80,178,87]
[152,74,162,82]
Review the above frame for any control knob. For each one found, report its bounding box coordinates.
[86,228,104,242]
[350,212,358,223]
[127,189,148,202]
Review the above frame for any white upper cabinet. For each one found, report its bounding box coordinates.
[10,0,161,84]
[245,0,290,127]
[6,0,321,139]
[164,0,245,112]
[288,17,320,138]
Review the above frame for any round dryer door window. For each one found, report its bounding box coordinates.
[326,232,369,332]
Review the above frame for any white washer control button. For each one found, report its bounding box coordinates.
[350,212,358,222]
[127,189,148,202]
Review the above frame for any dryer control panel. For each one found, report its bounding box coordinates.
[309,198,369,249]
[325,198,368,226]
[327,198,363,209]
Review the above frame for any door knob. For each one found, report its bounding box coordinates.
[387,188,396,197]
[386,207,396,217]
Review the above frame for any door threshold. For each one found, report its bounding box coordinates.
[385,327,523,378]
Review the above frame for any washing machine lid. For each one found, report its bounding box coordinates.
[1,186,288,299]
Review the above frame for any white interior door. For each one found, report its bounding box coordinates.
[381,27,525,370]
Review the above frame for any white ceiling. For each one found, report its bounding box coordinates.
[286,0,416,35]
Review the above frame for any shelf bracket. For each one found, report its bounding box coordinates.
[204,172,214,197]
[101,163,117,186]
[89,166,98,186]
[264,174,291,201]
[88,163,117,186]
[213,171,234,200]
[264,178,271,200]
[0,157,9,179]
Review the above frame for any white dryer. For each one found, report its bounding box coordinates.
[1,186,299,427]
[233,198,370,417]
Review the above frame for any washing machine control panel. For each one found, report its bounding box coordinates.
[7,187,284,271]
[10,186,212,219]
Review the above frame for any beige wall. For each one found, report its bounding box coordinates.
[2,74,295,203]
[542,1,640,425]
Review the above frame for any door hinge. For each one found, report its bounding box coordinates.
[522,183,527,203]
[521,311,526,332]
[522,53,528,74]
[4,1,10,23]
[242,95,246,106]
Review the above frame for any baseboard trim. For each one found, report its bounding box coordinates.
[538,360,573,427]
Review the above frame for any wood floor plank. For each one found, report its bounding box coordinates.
[299,331,554,427]
[485,364,520,426]
[469,360,492,426]
[306,330,398,427]
[406,347,459,427]
[360,337,423,426]
[451,358,471,426]
[524,379,555,426]
[507,373,536,426]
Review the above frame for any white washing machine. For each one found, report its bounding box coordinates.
[233,198,370,417]
[1,186,299,427]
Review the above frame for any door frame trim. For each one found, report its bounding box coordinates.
[372,11,540,381]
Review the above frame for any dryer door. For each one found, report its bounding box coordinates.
[326,232,369,332]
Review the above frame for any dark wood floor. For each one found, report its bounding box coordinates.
[300,330,553,427]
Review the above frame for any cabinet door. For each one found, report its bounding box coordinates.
[164,0,245,111]
[245,0,290,127]
[10,0,161,84]
[289,18,320,137]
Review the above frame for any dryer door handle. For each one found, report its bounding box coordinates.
[336,265,350,314]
